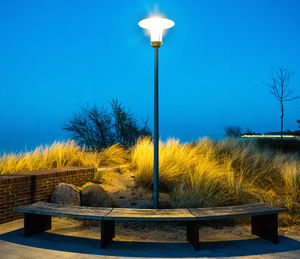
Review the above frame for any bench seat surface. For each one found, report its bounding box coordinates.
[14,202,113,220]
[15,202,287,221]
[15,202,196,221]
[104,208,195,221]
[189,203,288,220]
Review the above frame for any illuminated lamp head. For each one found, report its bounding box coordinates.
[138,17,175,47]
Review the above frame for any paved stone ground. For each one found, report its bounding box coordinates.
[0,218,300,259]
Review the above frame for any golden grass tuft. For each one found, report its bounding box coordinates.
[132,137,300,223]
[0,141,129,174]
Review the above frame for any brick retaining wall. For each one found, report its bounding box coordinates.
[0,167,95,224]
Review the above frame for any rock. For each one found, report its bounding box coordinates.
[50,183,80,206]
[81,183,114,207]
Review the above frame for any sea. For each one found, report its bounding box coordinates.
[0,133,225,155]
[0,133,69,155]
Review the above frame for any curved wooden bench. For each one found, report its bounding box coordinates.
[14,202,287,250]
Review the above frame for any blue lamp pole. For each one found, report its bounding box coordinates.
[138,17,174,209]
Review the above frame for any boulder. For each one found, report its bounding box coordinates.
[81,183,114,207]
[50,183,80,206]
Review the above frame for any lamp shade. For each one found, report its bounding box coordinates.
[138,17,175,46]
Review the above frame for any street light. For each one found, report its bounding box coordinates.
[138,17,175,209]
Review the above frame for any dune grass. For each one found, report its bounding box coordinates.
[1,137,299,224]
[0,140,129,174]
[132,137,300,224]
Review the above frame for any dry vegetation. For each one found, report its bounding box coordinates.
[1,137,299,224]
[0,140,129,174]
[132,137,300,224]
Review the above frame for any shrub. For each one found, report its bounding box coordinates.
[63,99,151,150]
[224,126,242,137]
[255,138,300,154]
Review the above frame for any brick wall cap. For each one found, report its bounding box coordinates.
[0,174,30,180]
[17,167,95,176]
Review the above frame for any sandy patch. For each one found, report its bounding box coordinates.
[96,165,171,208]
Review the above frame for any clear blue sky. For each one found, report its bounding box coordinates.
[0,0,299,152]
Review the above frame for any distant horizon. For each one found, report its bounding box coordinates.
[1,127,300,154]
[0,131,226,154]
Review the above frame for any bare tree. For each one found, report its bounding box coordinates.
[269,67,299,138]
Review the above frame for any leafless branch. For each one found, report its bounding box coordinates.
[269,67,299,138]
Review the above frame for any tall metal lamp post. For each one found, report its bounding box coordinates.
[138,17,175,209]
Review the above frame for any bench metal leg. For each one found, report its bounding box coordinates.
[24,213,51,237]
[251,214,278,244]
[186,221,199,250]
[101,220,115,248]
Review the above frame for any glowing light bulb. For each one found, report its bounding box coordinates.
[138,17,175,47]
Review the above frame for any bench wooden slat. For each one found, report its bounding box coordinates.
[14,202,113,220]
[105,208,196,221]
[189,203,288,220]
[14,202,287,221]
